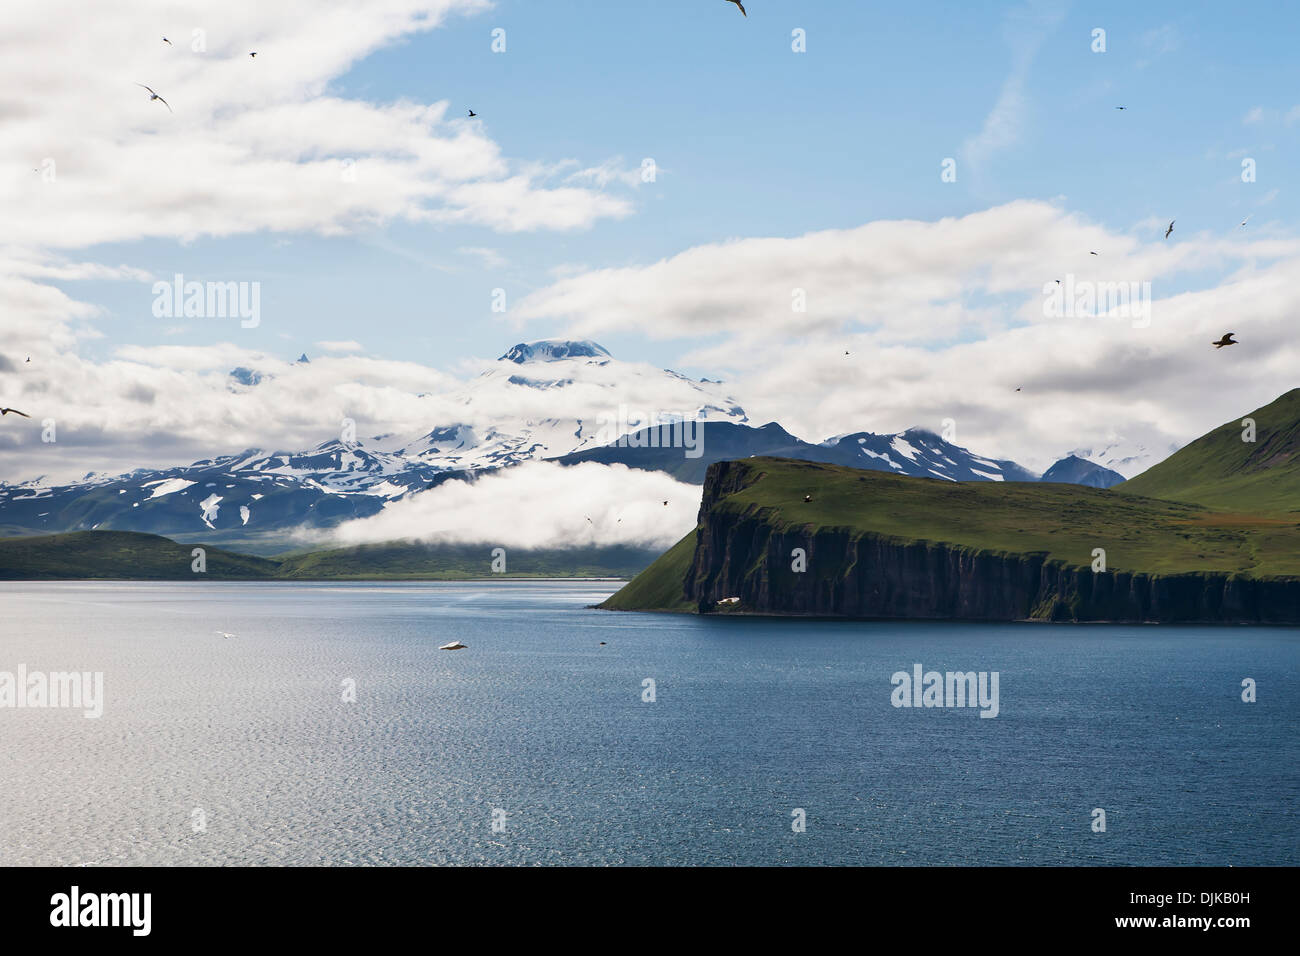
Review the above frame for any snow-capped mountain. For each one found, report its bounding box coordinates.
[1069,436,1181,480]
[0,340,749,539]
[556,421,1041,484]
[360,339,749,471]
[1,339,1131,544]
[818,428,1039,482]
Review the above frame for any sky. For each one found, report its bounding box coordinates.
[3,0,1300,485]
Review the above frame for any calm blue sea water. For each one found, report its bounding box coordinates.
[0,580,1295,866]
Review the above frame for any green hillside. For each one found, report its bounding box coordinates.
[602,450,1300,613]
[704,459,1300,576]
[0,530,657,581]
[275,540,658,579]
[1117,388,1300,515]
[598,530,699,610]
[0,530,279,580]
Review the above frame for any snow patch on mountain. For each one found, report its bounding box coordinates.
[145,478,196,499]
[499,340,611,364]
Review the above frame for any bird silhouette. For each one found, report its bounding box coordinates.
[249,52,257,58]
[136,84,172,112]
[1015,387,1022,392]
[1212,333,1238,349]
[803,494,812,502]
[726,0,747,15]
[1165,220,1175,239]
[1239,216,1251,229]
[1090,251,1100,255]
[662,501,668,506]
[1115,106,1126,110]
[467,109,477,117]
[1,407,31,417]
[161,37,172,46]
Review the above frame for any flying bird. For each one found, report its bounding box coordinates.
[136,84,172,112]
[249,52,257,58]
[0,407,30,417]
[803,494,812,503]
[1090,251,1100,255]
[467,109,477,117]
[1164,220,1175,239]
[439,641,468,651]
[1212,333,1238,349]
[161,37,172,45]
[1239,216,1251,229]
[1115,106,1126,110]
[662,501,668,506]
[726,0,747,15]
[214,630,237,639]
[1015,387,1022,392]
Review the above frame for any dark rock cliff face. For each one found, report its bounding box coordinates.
[686,461,1300,623]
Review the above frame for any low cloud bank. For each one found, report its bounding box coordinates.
[327,461,700,550]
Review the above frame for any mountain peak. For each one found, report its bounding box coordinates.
[499,340,611,364]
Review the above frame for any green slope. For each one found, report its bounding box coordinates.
[714,458,1300,575]
[0,531,659,580]
[275,541,659,579]
[0,530,279,580]
[598,530,698,610]
[1117,388,1300,515]
[603,454,1300,611]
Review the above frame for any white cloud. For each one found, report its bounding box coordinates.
[327,460,699,549]
[512,200,1300,472]
[0,1,632,252]
[316,340,364,353]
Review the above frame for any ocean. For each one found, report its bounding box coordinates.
[0,580,1295,866]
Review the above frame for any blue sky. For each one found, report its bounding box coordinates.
[61,0,1298,372]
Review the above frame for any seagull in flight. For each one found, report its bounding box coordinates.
[1164,220,1175,239]
[161,37,172,46]
[1239,216,1251,229]
[1115,106,1126,110]
[1212,333,1238,349]
[726,0,747,15]
[0,407,30,417]
[249,52,257,58]
[214,630,237,639]
[137,84,172,112]
[467,109,477,117]
[1090,251,1100,256]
